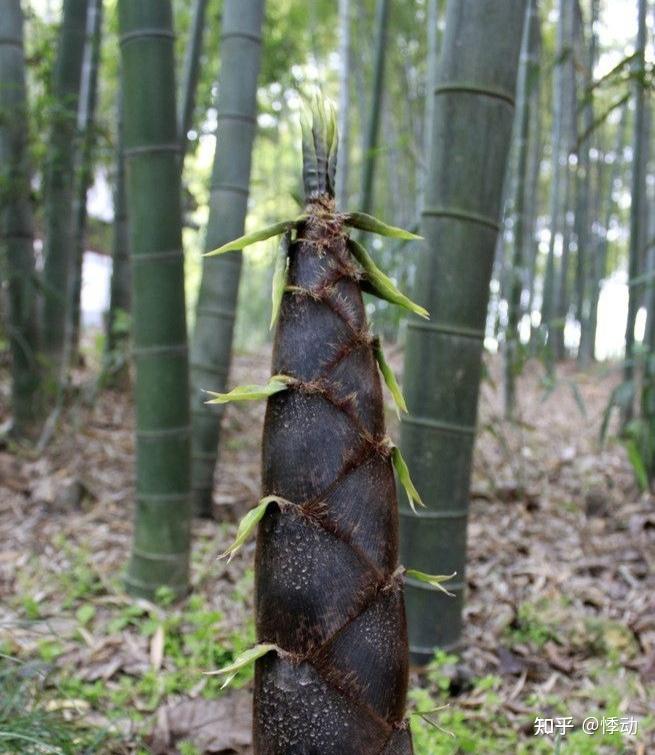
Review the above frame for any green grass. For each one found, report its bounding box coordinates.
[7,537,257,750]
[407,641,653,754]
[0,657,107,754]
[6,526,650,753]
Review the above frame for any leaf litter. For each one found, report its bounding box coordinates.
[0,352,653,752]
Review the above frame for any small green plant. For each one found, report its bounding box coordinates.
[0,657,107,753]
[599,361,655,490]
[427,649,460,693]
[506,601,559,648]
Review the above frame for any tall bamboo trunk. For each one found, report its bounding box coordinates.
[118,0,191,598]
[586,106,628,359]
[577,0,599,365]
[399,0,525,661]
[336,0,351,210]
[248,105,413,755]
[504,0,540,418]
[541,0,568,360]
[189,0,265,517]
[359,0,390,215]
[643,183,655,350]
[582,143,606,360]
[41,0,89,373]
[420,0,444,211]
[70,0,103,356]
[623,0,648,419]
[105,91,131,366]
[178,0,208,153]
[524,18,543,346]
[552,0,577,361]
[0,0,40,437]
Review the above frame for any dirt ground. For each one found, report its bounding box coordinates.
[0,350,653,754]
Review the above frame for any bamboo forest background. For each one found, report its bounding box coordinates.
[1,0,655,752]
[7,0,653,360]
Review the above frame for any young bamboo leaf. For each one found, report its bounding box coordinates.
[344,211,423,240]
[405,569,457,597]
[391,445,425,514]
[221,495,289,562]
[270,233,290,329]
[372,338,408,417]
[205,375,293,404]
[204,217,305,257]
[204,643,279,688]
[349,239,429,319]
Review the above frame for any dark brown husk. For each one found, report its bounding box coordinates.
[253,193,413,753]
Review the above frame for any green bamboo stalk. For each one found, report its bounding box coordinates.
[580,141,606,361]
[400,0,525,661]
[585,106,627,360]
[643,191,655,352]
[336,0,351,209]
[0,0,40,438]
[177,0,208,153]
[637,90,652,310]
[41,0,89,373]
[359,0,390,214]
[189,0,265,518]
[419,0,444,212]
[504,0,540,418]
[524,20,544,341]
[118,0,191,598]
[623,0,648,419]
[70,0,103,357]
[552,0,577,361]
[105,90,130,366]
[576,0,599,365]
[541,0,569,359]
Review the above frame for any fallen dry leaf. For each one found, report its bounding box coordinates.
[149,691,253,754]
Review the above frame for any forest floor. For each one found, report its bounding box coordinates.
[0,348,654,755]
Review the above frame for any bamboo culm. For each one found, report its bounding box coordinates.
[577,0,600,365]
[118,0,191,598]
[399,0,525,660]
[552,0,577,361]
[585,105,627,362]
[524,16,544,348]
[623,0,648,423]
[41,0,89,373]
[541,0,568,358]
[504,0,539,418]
[178,0,208,154]
[0,0,40,437]
[336,0,351,210]
[105,90,131,368]
[359,0,390,215]
[70,0,103,357]
[189,0,265,517]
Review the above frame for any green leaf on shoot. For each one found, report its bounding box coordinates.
[221,496,289,562]
[205,375,293,404]
[204,217,306,257]
[344,211,423,240]
[270,233,290,329]
[391,445,425,514]
[204,643,279,688]
[372,338,407,417]
[405,569,457,597]
[348,239,429,319]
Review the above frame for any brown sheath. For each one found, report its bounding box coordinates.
[251,109,414,753]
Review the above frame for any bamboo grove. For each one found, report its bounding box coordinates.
[1,0,655,749]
